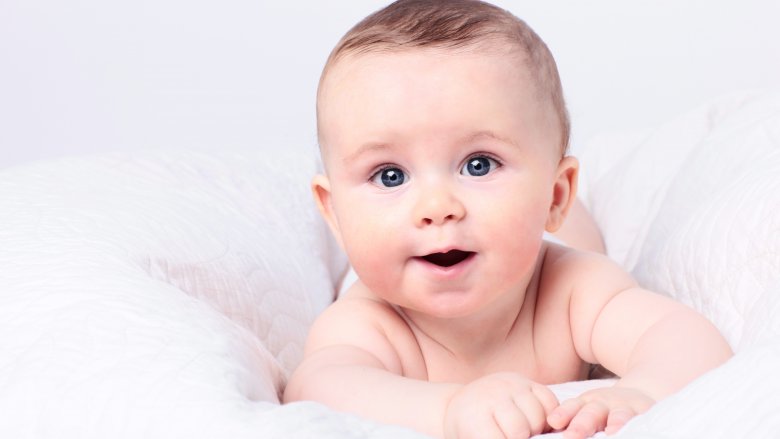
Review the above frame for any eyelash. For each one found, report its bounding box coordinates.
[368,164,407,188]
[463,153,502,168]
[461,153,503,174]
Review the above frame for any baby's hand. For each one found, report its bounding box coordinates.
[443,373,558,439]
[547,386,655,438]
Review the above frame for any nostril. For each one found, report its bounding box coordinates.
[421,214,458,226]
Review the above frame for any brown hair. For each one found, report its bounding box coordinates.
[318,0,570,155]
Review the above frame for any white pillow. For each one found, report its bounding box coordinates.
[578,90,780,350]
[0,147,347,412]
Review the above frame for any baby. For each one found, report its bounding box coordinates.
[284,1,733,438]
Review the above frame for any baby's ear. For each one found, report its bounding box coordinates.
[546,156,579,232]
[312,174,345,250]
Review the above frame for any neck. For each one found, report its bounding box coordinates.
[399,250,545,364]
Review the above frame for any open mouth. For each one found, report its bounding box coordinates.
[420,249,475,268]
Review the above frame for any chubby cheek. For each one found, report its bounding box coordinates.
[472,192,548,279]
[333,193,408,297]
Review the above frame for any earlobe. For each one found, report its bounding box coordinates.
[546,156,579,232]
[312,174,345,249]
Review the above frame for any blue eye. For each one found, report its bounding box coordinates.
[461,156,499,177]
[371,167,406,188]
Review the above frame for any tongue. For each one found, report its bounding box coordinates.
[422,250,472,267]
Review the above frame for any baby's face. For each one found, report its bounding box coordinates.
[315,48,573,318]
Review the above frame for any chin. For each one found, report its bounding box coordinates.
[409,290,490,320]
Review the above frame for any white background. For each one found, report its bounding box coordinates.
[1,0,779,169]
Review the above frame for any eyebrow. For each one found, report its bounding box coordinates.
[342,130,517,165]
[343,142,391,165]
[467,130,519,148]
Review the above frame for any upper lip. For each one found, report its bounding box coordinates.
[417,245,469,256]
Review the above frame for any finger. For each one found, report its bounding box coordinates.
[457,409,505,439]
[547,398,583,430]
[492,402,531,439]
[564,400,609,439]
[511,393,547,436]
[530,383,560,417]
[605,407,635,435]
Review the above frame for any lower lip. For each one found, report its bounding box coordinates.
[412,252,477,278]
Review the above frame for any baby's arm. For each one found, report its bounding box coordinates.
[283,298,458,436]
[284,295,558,438]
[547,251,733,438]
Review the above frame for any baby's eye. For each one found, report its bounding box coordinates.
[460,155,500,177]
[371,166,407,188]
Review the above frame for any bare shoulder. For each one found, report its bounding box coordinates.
[303,281,425,378]
[284,282,428,403]
[540,243,636,296]
[541,244,697,372]
[538,244,638,361]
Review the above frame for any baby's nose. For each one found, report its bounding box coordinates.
[413,185,466,227]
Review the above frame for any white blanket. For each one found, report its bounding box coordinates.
[1,91,779,438]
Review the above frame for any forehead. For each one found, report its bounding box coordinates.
[318,48,545,150]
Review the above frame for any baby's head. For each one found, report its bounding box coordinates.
[313,0,579,317]
[317,0,570,161]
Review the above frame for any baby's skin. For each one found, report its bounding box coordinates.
[284,0,732,439]
[284,31,732,439]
